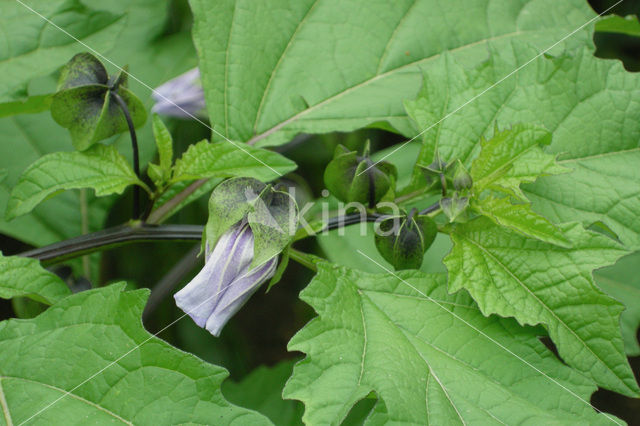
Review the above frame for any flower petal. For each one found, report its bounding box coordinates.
[204,257,278,336]
[152,68,207,119]
[174,222,253,328]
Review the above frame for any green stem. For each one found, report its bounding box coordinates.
[20,224,203,265]
[289,248,318,272]
[79,188,91,279]
[111,91,142,219]
[146,179,208,224]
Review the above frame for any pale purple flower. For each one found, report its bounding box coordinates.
[174,221,277,336]
[151,68,207,119]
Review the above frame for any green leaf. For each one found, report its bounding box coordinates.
[595,15,640,37]
[171,140,297,183]
[0,283,270,424]
[0,253,70,305]
[5,144,143,220]
[149,178,220,224]
[469,125,566,198]
[0,0,125,104]
[151,114,174,174]
[190,0,595,146]
[594,251,640,356]
[473,196,571,247]
[223,359,304,425]
[0,95,52,118]
[0,112,114,247]
[284,263,617,424]
[526,148,640,250]
[444,217,638,397]
[404,44,640,250]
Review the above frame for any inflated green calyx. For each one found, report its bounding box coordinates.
[374,209,437,270]
[323,141,397,207]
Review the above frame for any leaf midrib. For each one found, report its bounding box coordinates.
[0,375,132,425]
[247,29,531,144]
[0,378,13,426]
[360,289,572,425]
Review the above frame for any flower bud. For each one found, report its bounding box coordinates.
[323,143,397,207]
[452,160,472,191]
[440,193,469,223]
[418,149,454,188]
[374,210,437,270]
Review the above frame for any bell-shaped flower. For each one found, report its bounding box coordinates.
[174,220,277,336]
[152,68,207,119]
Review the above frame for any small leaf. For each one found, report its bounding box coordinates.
[0,283,271,424]
[470,125,566,198]
[0,94,52,118]
[284,263,616,424]
[266,246,290,292]
[0,253,70,305]
[6,145,144,220]
[151,114,174,174]
[595,15,640,37]
[473,195,572,247]
[147,163,165,187]
[445,217,639,396]
[171,140,297,183]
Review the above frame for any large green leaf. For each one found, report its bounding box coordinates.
[404,45,640,250]
[526,148,640,250]
[0,0,124,105]
[284,263,617,424]
[444,217,638,397]
[0,253,70,305]
[190,0,595,147]
[594,251,640,356]
[5,144,144,220]
[171,140,297,183]
[0,283,270,424]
